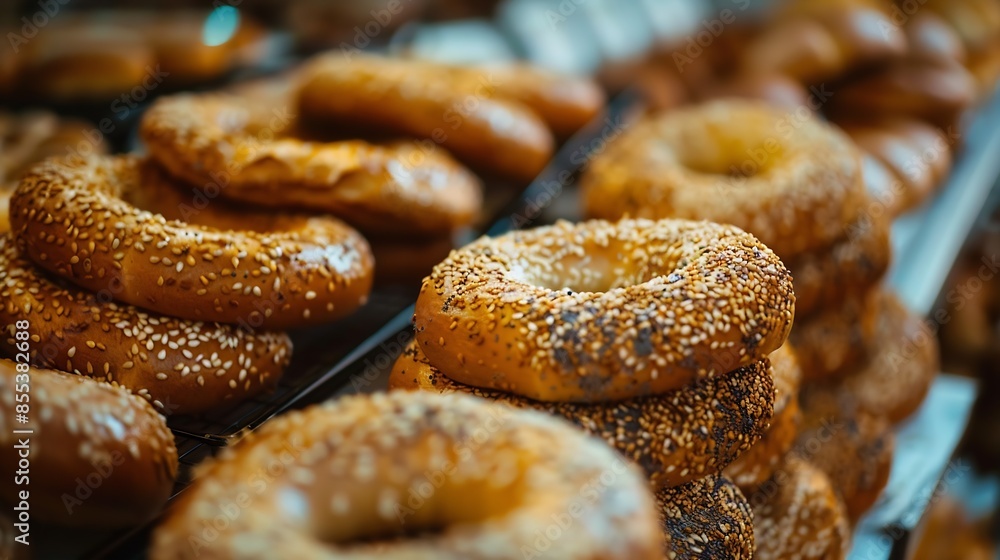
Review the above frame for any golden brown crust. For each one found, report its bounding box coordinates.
[16,24,155,101]
[132,159,455,288]
[796,382,894,522]
[810,291,939,425]
[0,360,177,527]
[297,53,555,183]
[839,119,953,214]
[389,340,775,489]
[906,11,968,64]
[699,73,812,110]
[10,155,373,330]
[746,456,851,560]
[787,211,891,318]
[657,475,754,559]
[725,345,803,490]
[151,392,662,560]
[0,111,107,184]
[140,91,482,237]
[790,290,880,381]
[415,218,795,402]
[580,100,867,258]
[828,60,978,127]
[470,63,606,138]
[0,234,290,415]
[743,3,906,83]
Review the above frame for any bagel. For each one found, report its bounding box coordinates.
[790,290,879,381]
[747,456,851,560]
[724,344,802,491]
[0,360,177,527]
[580,100,866,258]
[827,60,978,128]
[796,385,894,521]
[415,218,795,402]
[906,11,968,64]
[151,391,663,560]
[466,63,606,138]
[699,73,813,110]
[0,234,291,415]
[297,53,555,182]
[0,111,107,183]
[787,211,891,318]
[657,474,754,559]
[130,158,455,287]
[838,119,953,214]
[742,2,906,83]
[389,340,775,489]
[140,91,482,238]
[810,291,939,424]
[15,22,155,102]
[9,155,373,330]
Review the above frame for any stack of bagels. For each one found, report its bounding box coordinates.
[389,217,798,558]
[578,97,940,558]
[139,52,603,283]
[607,0,997,217]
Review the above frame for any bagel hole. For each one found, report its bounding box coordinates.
[509,245,667,293]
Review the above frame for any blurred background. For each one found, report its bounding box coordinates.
[0,0,998,558]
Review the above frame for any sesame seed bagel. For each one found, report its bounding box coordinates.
[656,474,754,559]
[724,344,803,491]
[130,159,456,287]
[790,289,880,381]
[9,155,374,329]
[808,291,939,424]
[150,391,662,560]
[0,234,290,415]
[415,218,795,402]
[796,386,894,522]
[390,340,775,489]
[0,360,177,527]
[787,211,891,318]
[140,91,482,238]
[579,100,866,258]
[297,53,555,183]
[746,456,851,560]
